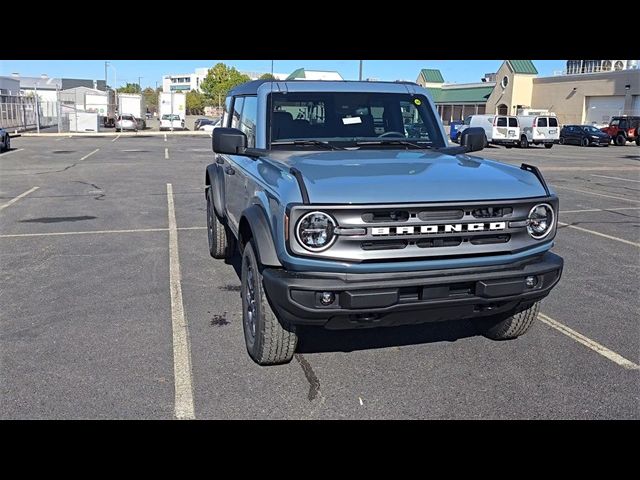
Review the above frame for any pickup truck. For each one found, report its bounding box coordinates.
[205,80,564,365]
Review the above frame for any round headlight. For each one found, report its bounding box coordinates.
[295,211,336,252]
[527,203,554,239]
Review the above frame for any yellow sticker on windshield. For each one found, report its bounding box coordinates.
[414,98,422,106]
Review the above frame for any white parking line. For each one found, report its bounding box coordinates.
[0,148,24,157]
[555,186,640,204]
[167,183,195,420]
[590,174,640,183]
[111,135,120,142]
[164,134,167,142]
[561,207,640,214]
[0,186,39,212]
[79,148,100,161]
[177,226,207,230]
[538,313,639,370]
[165,148,169,159]
[0,227,168,238]
[558,221,640,248]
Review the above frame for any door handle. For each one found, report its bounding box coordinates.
[216,155,224,164]
[225,167,235,175]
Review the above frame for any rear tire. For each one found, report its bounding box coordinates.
[242,240,297,365]
[581,137,589,147]
[476,301,540,340]
[520,136,529,148]
[206,187,235,259]
[3,135,10,152]
[615,134,626,146]
[544,143,553,149]
[559,137,565,145]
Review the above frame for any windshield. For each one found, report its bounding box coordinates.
[268,92,444,148]
[583,126,601,133]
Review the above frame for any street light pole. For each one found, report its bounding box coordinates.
[359,60,363,81]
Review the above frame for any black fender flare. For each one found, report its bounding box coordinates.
[205,163,225,218]
[240,205,282,268]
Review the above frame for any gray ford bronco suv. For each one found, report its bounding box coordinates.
[205,79,563,365]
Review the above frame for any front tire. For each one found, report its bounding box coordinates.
[206,187,234,259]
[544,143,553,149]
[615,134,626,146]
[241,240,297,365]
[559,137,565,145]
[476,301,540,340]
[581,137,589,147]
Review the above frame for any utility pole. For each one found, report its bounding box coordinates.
[359,60,363,81]
[138,76,143,92]
[34,81,40,134]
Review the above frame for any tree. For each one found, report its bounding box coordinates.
[200,63,251,107]
[142,87,158,113]
[259,73,276,80]
[117,83,141,94]
[186,90,206,115]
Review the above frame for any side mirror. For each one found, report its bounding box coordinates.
[459,127,485,153]
[212,127,247,154]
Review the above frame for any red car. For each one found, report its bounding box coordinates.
[600,116,640,146]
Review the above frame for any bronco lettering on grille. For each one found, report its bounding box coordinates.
[371,222,506,236]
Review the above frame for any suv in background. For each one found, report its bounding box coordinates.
[601,116,640,145]
[205,80,563,365]
[115,114,138,132]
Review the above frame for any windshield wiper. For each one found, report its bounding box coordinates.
[271,140,344,150]
[354,139,432,149]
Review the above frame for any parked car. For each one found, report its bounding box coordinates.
[205,79,563,365]
[201,119,222,132]
[560,125,610,147]
[159,114,185,131]
[115,114,138,132]
[134,116,146,130]
[457,114,520,148]
[600,116,640,145]
[194,118,215,131]
[0,128,10,152]
[516,114,559,148]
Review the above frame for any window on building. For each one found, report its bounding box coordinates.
[497,104,508,115]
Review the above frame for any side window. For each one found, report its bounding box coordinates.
[508,117,518,127]
[496,117,507,127]
[537,118,548,127]
[231,96,244,129]
[618,119,627,129]
[549,117,558,127]
[223,96,232,127]
[239,96,257,148]
[463,116,471,126]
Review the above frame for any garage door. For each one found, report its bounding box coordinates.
[585,96,625,125]
[632,95,640,115]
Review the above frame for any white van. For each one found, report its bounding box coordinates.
[516,114,559,148]
[459,114,520,148]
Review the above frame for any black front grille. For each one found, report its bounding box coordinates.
[472,207,513,218]
[361,210,410,223]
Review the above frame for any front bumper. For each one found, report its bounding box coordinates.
[262,252,563,329]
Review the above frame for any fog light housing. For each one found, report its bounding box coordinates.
[525,276,538,288]
[320,291,335,305]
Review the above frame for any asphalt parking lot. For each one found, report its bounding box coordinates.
[1,136,638,419]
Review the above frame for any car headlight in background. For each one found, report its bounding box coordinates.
[527,203,555,239]
[295,211,336,251]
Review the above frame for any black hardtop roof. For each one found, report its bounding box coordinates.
[228,79,421,96]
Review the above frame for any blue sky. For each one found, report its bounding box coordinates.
[0,60,567,88]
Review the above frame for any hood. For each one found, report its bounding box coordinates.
[268,150,548,204]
